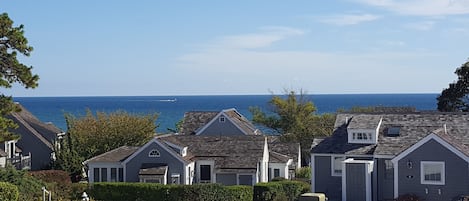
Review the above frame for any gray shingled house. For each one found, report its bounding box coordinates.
[179,108,261,136]
[2,104,63,170]
[311,112,469,201]
[84,135,300,185]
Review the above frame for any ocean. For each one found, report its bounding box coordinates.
[13,94,438,133]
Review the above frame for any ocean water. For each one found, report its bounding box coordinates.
[13,94,438,133]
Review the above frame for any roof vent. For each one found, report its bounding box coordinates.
[387,127,400,136]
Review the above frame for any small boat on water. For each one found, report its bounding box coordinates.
[158,98,177,102]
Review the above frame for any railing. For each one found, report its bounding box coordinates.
[6,153,31,170]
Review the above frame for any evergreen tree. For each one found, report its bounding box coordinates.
[437,60,469,112]
[0,13,39,140]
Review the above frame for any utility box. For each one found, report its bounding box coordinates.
[299,193,327,201]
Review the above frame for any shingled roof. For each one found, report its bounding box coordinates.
[312,112,469,157]
[160,135,299,169]
[179,109,261,135]
[85,146,140,163]
[180,111,218,135]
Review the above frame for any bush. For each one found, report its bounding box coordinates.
[295,167,311,179]
[0,167,44,201]
[88,183,252,201]
[0,182,19,201]
[225,185,253,201]
[70,183,90,200]
[254,180,311,201]
[31,170,72,200]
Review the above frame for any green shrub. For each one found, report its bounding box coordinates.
[254,182,285,201]
[225,185,253,201]
[0,182,19,201]
[0,167,44,201]
[70,183,90,200]
[88,182,252,201]
[295,167,311,179]
[254,180,311,201]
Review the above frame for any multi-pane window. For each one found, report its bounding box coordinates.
[421,161,445,185]
[332,156,345,176]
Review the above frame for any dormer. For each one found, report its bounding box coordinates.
[346,115,382,144]
[164,141,188,157]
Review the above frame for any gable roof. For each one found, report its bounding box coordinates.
[180,109,261,135]
[84,146,139,163]
[312,112,469,157]
[160,135,299,169]
[180,111,218,135]
[8,103,63,150]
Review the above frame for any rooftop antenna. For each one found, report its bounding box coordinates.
[443,124,447,134]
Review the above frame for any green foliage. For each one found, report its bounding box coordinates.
[254,180,310,201]
[0,13,39,141]
[438,60,469,112]
[295,167,311,179]
[250,90,335,163]
[66,110,158,160]
[54,110,158,179]
[0,182,19,201]
[0,166,45,201]
[69,183,89,200]
[87,183,252,201]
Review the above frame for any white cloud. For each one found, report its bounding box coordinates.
[355,0,469,16]
[205,26,304,50]
[318,14,381,25]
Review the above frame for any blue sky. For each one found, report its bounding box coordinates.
[3,0,469,96]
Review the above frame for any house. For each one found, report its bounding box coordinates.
[84,135,300,185]
[179,108,261,136]
[311,112,469,201]
[7,103,64,170]
[0,139,31,169]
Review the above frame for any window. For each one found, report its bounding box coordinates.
[331,156,345,176]
[111,168,117,182]
[273,169,280,178]
[200,165,211,181]
[93,168,100,182]
[421,161,445,185]
[219,116,225,123]
[171,173,180,184]
[148,149,160,157]
[384,160,393,180]
[118,168,124,182]
[101,168,108,182]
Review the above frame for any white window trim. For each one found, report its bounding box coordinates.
[219,116,225,122]
[148,149,160,157]
[420,161,445,185]
[171,173,180,184]
[331,156,345,177]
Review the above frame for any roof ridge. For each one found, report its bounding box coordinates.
[11,112,54,149]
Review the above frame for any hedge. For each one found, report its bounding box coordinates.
[253,180,310,201]
[87,183,252,201]
[0,182,19,201]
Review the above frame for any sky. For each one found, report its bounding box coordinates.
[2,0,469,97]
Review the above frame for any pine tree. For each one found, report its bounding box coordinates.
[437,60,469,112]
[0,13,39,140]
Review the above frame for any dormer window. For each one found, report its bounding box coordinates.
[148,149,160,157]
[346,115,382,144]
[219,116,225,123]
